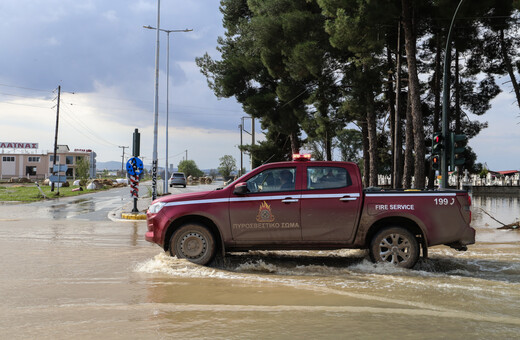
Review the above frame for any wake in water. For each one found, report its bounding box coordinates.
[135,247,520,285]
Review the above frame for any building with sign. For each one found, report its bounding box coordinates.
[0,143,96,180]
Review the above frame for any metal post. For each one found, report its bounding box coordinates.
[251,117,255,169]
[151,0,161,201]
[143,25,192,197]
[241,116,254,171]
[239,124,243,176]
[393,20,402,189]
[441,0,465,189]
[164,31,170,195]
[132,129,140,213]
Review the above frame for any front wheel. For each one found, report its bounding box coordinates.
[170,223,216,265]
[369,227,419,269]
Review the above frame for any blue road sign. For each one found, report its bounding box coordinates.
[49,175,67,183]
[126,157,143,176]
[53,164,68,172]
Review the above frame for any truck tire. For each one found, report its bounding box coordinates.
[369,226,419,269]
[170,223,216,265]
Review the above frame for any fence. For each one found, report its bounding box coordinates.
[377,172,520,189]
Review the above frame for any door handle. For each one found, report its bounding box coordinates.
[340,195,357,201]
[281,198,299,203]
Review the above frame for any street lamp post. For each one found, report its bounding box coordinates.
[441,0,465,189]
[144,25,192,195]
[150,0,161,201]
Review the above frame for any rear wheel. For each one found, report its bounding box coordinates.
[369,227,419,269]
[170,223,216,265]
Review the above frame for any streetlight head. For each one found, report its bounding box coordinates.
[143,25,156,30]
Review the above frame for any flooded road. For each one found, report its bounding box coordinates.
[0,187,519,339]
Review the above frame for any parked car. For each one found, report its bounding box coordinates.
[147,155,474,268]
[169,172,186,188]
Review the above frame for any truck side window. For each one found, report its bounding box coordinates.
[246,168,296,193]
[307,167,352,190]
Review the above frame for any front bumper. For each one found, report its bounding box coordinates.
[145,231,155,243]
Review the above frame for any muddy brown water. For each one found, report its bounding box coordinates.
[0,190,519,339]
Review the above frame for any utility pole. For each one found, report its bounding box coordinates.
[241,116,255,170]
[51,85,61,192]
[119,146,129,175]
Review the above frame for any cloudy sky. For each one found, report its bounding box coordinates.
[0,0,519,171]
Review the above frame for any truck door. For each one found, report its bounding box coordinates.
[301,166,361,242]
[230,167,301,242]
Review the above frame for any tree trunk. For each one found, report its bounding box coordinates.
[387,44,401,189]
[401,0,425,188]
[361,120,370,188]
[403,91,414,189]
[325,130,333,161]
[499,28,520,110]
[289,130,300,155]
[367,91,378,187]
[433,33,442,133]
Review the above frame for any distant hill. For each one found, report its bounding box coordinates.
[96,160,165,172]
[96,160,217,174]
[96,161,124,170]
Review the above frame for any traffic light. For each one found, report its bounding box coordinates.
[450,132,467,169]
[431,155,440,170]
[432,132,444,155]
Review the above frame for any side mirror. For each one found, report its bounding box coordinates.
[233,182,248,195]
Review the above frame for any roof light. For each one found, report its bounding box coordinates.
[292,153,311,161]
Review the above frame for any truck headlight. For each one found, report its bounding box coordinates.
[148,202,166,214]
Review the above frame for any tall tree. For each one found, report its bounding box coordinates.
[401,0,426,188]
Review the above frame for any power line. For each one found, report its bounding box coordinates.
[59,103,119,147]
[0,83,54,93]
[0,100,52,110]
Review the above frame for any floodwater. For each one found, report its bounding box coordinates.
[0,188,519,339]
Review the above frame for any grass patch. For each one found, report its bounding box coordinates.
[0,184,109,202]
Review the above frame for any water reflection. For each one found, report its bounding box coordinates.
[471,195,520,243]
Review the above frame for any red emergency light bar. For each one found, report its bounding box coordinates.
[292,153,311,161]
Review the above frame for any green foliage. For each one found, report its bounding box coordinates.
[75,156,90,185]
[178,160,204,178]
[218,155,237,178]
[197,0,518,180]
[241,129,293,167]
[336,129,363,164]
[0,183,107,202]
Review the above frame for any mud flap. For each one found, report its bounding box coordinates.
[421,239,428,259]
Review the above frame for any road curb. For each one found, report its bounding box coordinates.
[121,212,147,220]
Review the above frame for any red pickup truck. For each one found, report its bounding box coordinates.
[145,155,475,268]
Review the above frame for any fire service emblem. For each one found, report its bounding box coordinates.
[256,201,275,222]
